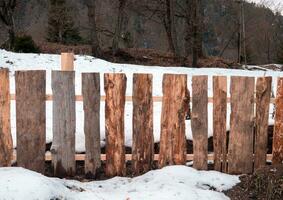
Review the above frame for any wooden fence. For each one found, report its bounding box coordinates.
[0,68,283,178]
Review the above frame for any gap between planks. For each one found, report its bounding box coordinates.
[12,153,273,162]
[9,94,275,103]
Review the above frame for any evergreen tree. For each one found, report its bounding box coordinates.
[47,0,81,45]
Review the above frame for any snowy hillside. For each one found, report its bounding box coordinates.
[0,166,240,200]
[0,50,282,152]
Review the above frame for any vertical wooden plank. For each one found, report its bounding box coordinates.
[61,52,74,71]
[132,74,154,175]
[158,74,189,168]
[213,76,227,172]
[0,69,13,167]
[228,76,255,174]
[272,77,283,164]
[82,73,101,176]
[254,77,271,170]
[51,71,76,177]
[191,76,208,170]
[104,73,126,177]
[16,70,46,173]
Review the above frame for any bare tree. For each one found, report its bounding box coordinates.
[112,0,127,55]
[86,0,102,57]
[0,0,16,49]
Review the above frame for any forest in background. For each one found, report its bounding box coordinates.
[0,0,283,66]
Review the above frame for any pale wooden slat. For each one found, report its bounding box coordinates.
[213,76,227,172]
[254,77,272,170]
[61,53,74,71]
[51,71,76,177]
[104,73,127,177]
[132,74,154,175]
[15,70,46,173]
[82,73,101,176]
[192,76,208,170]
[0,69,13,167]
[228,76,255,174]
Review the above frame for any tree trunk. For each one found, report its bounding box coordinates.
[112,0,127,55]
[86,0,102,58]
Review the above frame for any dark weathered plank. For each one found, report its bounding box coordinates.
[132,74,154,175]
[82,73,101,176]
[213,76,227,172]
[104,73,126,177]
[0,69,13,167]
[159,74,189,168]
[254,77,272,170]
[228,76,255,174]
[15,70,46,173]
[51,71,76,177]
[191,76,208,170]
[272,77,283,164]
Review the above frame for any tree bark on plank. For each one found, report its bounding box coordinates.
[51,71,76,177]
[82,73,101,176]
[272,77,283,164]
[132,74,154,175]
[104,73,126,177]
[159,74,189,168]
[254,77,271,170]
[16,70,46,173]
[0,68,12,167]
[213,76,227,172]
[191,75,208,170]
[228,76,255,174]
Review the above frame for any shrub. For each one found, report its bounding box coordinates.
[14,35,40,53]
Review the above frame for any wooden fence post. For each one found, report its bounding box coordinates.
[0,69,13,167]
[61,53,74,71]
[132,74,154,175]
[15,70,46,173]
[191,76,208,170]
[254,77,272,170]
[82,73,101,176]
[158,74,189,168]
[272,77,283,164]
[213,76,227,172]
[104,73,126,177]
[228,76,255,174]
[51,71,76,177]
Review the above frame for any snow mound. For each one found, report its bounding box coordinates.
[0,166,240,200]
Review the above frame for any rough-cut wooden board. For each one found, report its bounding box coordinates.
[132,74,154,175]
[254,77,272,170]
[213,76,227,172]
[0,69,13,167]
[15,71,46,173]
[51,71,76,177]
[191,76,208,170]
[82,73,101,176]
[159,74,189,168]
[228,76,255,174]
[61,53,74,71]
[273,77,283,164]
[104,73,126,177]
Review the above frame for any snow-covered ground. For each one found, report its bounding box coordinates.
[0,49,282,152]
[0,166,240,200]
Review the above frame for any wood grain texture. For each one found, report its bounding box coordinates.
[15,70,46,173]
[104,73,126,177]
[254,77,272,170]
[213,76,227,172]
[228,76,255,174]
[272,77,283,164]
[0,69,13,167]
[61,53,74,71]
[51,71,76,177]
[82,73,101,176]
[132,74,154,175]
[191,76,208,170]
[158,74,189,168]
